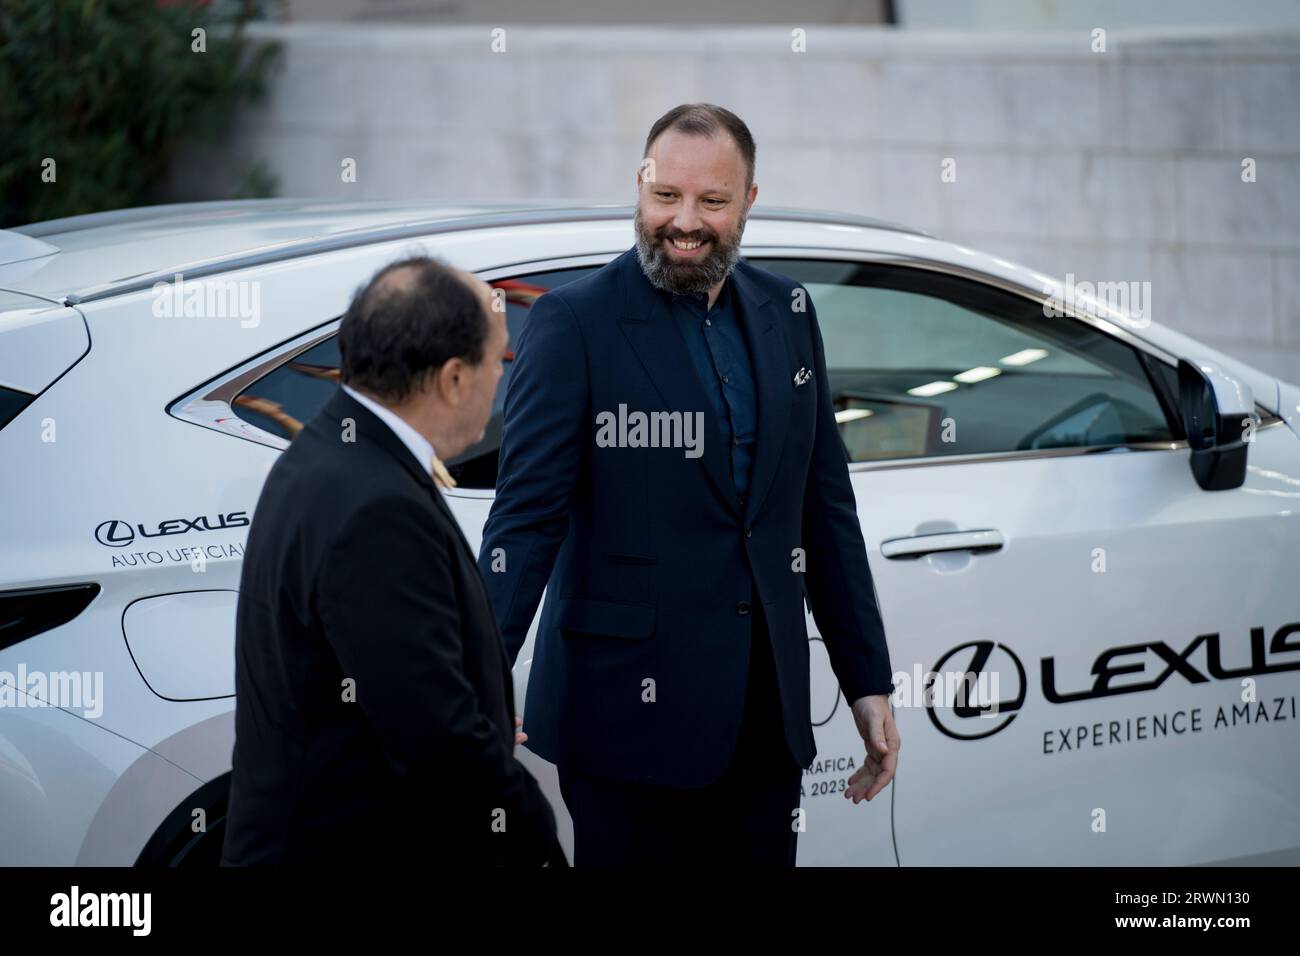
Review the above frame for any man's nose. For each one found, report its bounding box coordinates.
[673,205,704,236]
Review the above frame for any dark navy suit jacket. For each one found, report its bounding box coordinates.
[478,246,893,787]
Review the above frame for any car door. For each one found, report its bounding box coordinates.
[756,255,1300,866]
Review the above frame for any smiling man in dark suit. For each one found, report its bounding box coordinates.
[479,103,901,867]
[223,257,564,867]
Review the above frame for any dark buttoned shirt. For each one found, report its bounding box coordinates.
[660,274,758,504]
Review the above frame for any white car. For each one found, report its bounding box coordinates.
[1,199,1297,866]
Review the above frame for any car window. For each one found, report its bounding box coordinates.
[0,384,34,432]
[231,336,342,445]
[230,266,599,489]
[754,259,1177,462]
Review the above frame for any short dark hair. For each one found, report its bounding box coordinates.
[642,103,756,189]
[338,256,487,404]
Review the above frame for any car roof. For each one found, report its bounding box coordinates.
[0,198,925,305]
[0,198,1287,410]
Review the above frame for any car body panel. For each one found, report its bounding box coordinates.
[0,684,200,866]
[0,295,88,395]
[866,422,1300,865]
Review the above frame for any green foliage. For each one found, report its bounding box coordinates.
[0,0,282,226]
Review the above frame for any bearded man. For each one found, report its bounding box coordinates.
[478,103,899,867]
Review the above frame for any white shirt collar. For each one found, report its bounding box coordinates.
[342,384,436,479]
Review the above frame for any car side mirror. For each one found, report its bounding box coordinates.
[1177,358,1253,491]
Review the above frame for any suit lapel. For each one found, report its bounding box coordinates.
[731,261,791,523]
[428,485,480,566]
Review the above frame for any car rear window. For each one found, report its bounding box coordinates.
[0,384,34,431]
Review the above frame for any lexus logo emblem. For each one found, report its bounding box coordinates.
[94,520,135,548]
[927,641,1027,740]
[92,511,250,548]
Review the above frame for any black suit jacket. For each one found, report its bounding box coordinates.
[478,247,894,787]
[222,387,562,866]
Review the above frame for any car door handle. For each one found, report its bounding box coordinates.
[880,529,1004,559]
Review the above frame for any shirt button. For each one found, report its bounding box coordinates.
[736,601,751,616]
[721,375,729,384]
[704,318,712,327]
[733,436,740,446]
[744,527,752,538]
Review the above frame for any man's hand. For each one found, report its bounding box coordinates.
[845,694,900,804]
[514,716,527,746]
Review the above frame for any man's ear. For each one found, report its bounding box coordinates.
[435,358,467,406]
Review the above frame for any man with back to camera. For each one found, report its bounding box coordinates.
[223,256,565,866]
[479,103,901,866]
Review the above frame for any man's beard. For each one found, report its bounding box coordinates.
[634,204,747,296]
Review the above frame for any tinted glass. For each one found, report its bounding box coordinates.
[755,259,1176,462]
